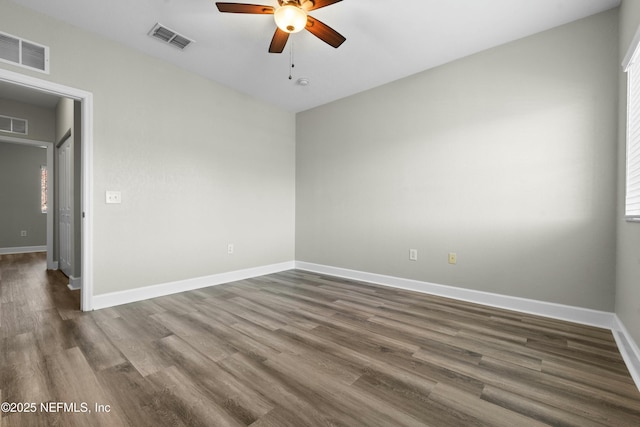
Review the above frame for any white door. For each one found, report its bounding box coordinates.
[58,136,73,277]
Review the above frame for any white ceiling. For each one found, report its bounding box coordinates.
[9,0,621,112]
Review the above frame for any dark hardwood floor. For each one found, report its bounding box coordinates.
[1,252,640,426]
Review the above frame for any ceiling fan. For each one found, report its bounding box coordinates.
[215,0,346,53]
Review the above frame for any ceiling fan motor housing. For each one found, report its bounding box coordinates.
[274,2,308,33]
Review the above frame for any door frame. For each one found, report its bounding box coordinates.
[0,68,94,311]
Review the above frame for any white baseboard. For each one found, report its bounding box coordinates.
[91,261,295,311]
[612,315,640,390]
[295,261,640,392]
[294,261,614,329]
[0,246,46,255]
[88,258,639,392]
[67,275,82,291]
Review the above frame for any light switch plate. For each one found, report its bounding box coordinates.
[106,190,122,204]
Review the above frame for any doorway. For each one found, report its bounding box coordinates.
[0,136,52,261]
[0,67,94,311]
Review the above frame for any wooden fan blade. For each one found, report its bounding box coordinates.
[305,16,345,48]
[215,3,274,14]
[269,28,290,53]
[302,0,342,11]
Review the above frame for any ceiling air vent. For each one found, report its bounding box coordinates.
[148,23,194,50]
[0,31,49,73]
[0,114,28,135]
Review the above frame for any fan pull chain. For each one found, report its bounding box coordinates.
[288,40,295,80]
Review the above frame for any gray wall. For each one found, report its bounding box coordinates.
[0,0,295,295]
[617,1,640,351]
[296,10,619,311]
[0,142,47,248]
[1,0,627,320]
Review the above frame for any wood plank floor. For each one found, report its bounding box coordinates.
[1,253,640,426]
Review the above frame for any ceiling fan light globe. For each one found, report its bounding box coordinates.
[274,5,307,33]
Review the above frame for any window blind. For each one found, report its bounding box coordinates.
[624,29,640,221]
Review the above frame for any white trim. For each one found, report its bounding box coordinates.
[294,261,614,329]
[67,275,82,290]
[612,315,640,391]
[0,67,95,312]
[295,261,640,391]
[69,257,640,391]
[92,261,295,310]
[0,245,46,255]
[80,92,94,311]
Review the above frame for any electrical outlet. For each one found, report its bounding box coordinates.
[105,190,122,204]
[409,249,418,261]
[448,252,457,265]
[20,230,27,237]
[227,244,234,254]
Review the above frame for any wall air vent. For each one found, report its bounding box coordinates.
[148,23,194,50]
[0,31,49,73]
[0,114,28,135]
